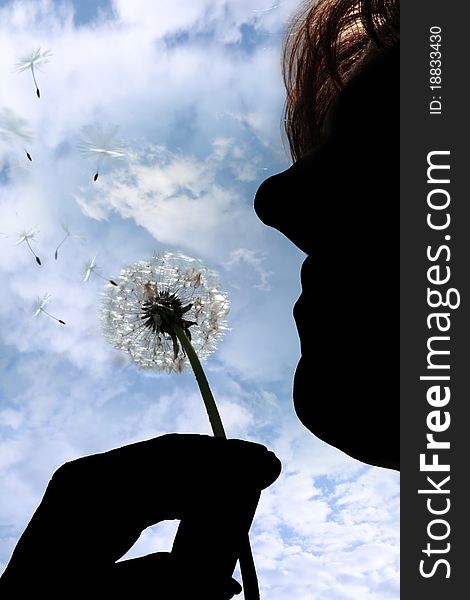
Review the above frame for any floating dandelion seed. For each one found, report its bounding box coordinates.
[15,47,52,98]
[54,224,70,260]
[252,3,281,13]
[16,229,41,265]
[0,107,33,160]
[0,108,32,141]
[78,123,126,181]
[84,255,117,286]
[100,252,229,373]
[101,252,261,598]
[54,223,83,260]
[33,294,65,325]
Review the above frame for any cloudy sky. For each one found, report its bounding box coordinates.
[0,1,399,598]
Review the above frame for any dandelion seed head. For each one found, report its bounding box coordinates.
[78,123,126,180]
[101,252,230,373]
[78,123,126,161]
[33,294,51,317]
[15,48,52,72]
[15,229,39,245]
[83,256,99,281]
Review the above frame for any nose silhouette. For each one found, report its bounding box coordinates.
[254,43,399,258]
[254,150,329,255]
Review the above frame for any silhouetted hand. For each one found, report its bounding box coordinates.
[0,433,281,598]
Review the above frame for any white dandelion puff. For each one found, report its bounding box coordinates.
[83,255,117,286]
[15,47,52,98]
[100,252,230,373]
[33,294,66,325]
[16,228,41,265]
[77,123,126,181]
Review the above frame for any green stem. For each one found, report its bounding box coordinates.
[172,323,260,600]
[172,323,226,439]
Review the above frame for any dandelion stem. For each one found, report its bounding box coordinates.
[172,322,260,600]
[172,322,226,438]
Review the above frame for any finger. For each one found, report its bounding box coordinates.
[110,552,242,599]
[47,433,280,528]
[97,433,281,496]
[171,487,262,590]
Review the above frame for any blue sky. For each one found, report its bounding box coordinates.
[0,1,399,598]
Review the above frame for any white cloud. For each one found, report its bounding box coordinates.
[73,144,258,257]
[225,248,273,291]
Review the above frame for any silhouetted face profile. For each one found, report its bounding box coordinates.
[255,44,399,470]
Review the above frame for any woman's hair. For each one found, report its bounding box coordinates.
[283,0,399,161]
